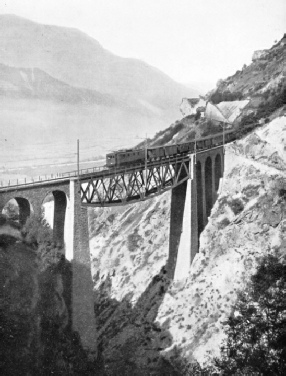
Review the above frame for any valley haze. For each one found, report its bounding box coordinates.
[0,14,195,180]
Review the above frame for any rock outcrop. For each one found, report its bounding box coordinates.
[0,217,99,375]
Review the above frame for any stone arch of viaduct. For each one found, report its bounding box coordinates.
[0,181,70,243]
[0,179,97,354]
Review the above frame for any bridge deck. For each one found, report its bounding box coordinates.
[0,152,192,192]
[0,145,224,206]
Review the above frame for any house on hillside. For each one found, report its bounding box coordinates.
[281,34,286,46]
[205,102,229,126]
[205,100,249,126]
[252,50,268,62]
[180,97,206,117]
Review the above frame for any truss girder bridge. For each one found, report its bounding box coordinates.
[80,154,193,207]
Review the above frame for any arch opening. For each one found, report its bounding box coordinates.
[42,190,67,245]
[215,154,222,191]
[205,157,213,218]
[196,161,204,243]
[2,197,33,225]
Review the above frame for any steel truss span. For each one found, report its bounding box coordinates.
[80,155,192,207]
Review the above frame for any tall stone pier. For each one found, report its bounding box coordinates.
[168,147,224,280]
[69,179,97,355]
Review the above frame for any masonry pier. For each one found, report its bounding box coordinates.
[169,147,224,280]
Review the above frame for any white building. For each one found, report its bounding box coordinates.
[180,97,206,117]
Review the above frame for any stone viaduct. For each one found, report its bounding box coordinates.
[0,146,224,352]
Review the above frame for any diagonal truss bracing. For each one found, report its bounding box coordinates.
[80,154,193,207]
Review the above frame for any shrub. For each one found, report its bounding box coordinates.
[21,215,53,247]
[154,122,185,146]
[229,198,244,215]
[247,84,286,122]
[218,217,231,229]
[185,129,197,141]
[214,254,286,375]
[201,120,222,137]
[210,90,243,104]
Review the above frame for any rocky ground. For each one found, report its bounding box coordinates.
[89,115,286,372]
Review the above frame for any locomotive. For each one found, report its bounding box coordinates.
[106,128,237,168]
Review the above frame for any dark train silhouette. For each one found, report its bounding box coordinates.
[106,121,259,168]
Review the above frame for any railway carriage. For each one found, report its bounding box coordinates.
[106,149,145,167]
[196,139,205,150]
[106,127,241,168]
[177,142,190,153]
[147,146,165,160]
[164,144,178,157]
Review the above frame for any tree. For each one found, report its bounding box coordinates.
[215,254,286,375]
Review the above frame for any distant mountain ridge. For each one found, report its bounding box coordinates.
[0,63,117,106]
[0,14,196,172]
[0,14,196,114]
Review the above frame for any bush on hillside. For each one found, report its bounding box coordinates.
[201,120,222,137]
[185,130,197,141]
[213,253,286,375]
[21,215,53,246]
[240,83,286,128]
[229,198,244,215]
[209,90,243,104]
[21,215,63,271]
[153,121,185,146]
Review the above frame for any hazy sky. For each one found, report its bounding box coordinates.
[1,0,285,88]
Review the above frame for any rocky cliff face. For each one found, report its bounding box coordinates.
[157,116,286,366]
[0,218,99,375]
[89,115,286,372]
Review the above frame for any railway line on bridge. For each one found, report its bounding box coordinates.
[1,120,262,206]
[0,144,224,206]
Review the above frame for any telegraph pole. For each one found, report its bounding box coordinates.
[145,133,148,187]
[77,139,80,180]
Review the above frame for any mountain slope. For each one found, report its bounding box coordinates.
[141,34,286,150]
[0,63,117,106]
[86,36,286,372]
[0,14,195,113]
[0,14,197,174]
